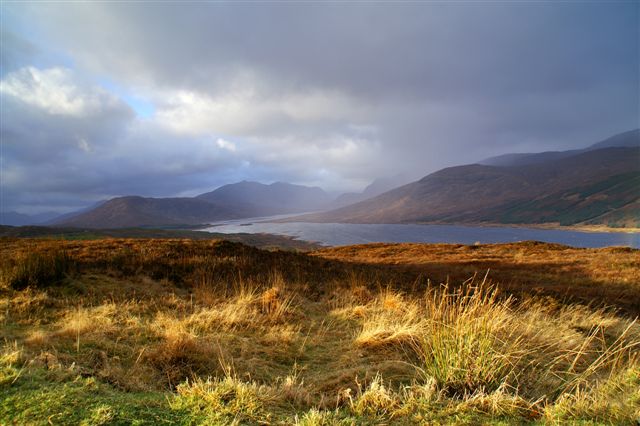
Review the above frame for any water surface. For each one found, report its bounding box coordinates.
[203,217,639,248]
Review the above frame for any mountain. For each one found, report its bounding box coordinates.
[464,171,640,227]
[51,131,639,229]
[480,129,639,167]
[53,181,332,228]
[587,129,640,150]
[197,181,332,216]
[0,211,61,226]
[479,150,582,167]
[42,200,108,225]
[332,174,412,208]
[293,134,640,228]
[55,196,239,228]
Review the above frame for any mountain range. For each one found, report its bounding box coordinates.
[197,181,332,216]
[295,129,640,228]
[4,129,638,229]
[50,181,333,228]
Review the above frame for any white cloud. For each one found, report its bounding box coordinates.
[216,138,236,152]
[153,77,368,138]
[76,136,91,152]
[0,66,123,116]
[1,3,637,213]
[155,89,267,136]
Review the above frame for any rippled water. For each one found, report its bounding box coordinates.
[202,217,640,248]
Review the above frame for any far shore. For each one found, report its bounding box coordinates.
[270,216,640,234]
[410,221,640,234]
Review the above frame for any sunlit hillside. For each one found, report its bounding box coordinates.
[1,239,639,424]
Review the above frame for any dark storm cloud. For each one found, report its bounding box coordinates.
[21,3,635,97]
[1,2,638,213]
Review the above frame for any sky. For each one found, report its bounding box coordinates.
[1,2,638,214]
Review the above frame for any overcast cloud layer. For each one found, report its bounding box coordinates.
[1,2,638,213]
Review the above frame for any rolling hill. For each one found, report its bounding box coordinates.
[54,196,240,228]
[54,181,332,228]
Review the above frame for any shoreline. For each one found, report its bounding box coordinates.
[411,221,640,234]
[270,217,640,235]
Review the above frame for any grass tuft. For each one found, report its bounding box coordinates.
[6,249,74,290]
[1,238,639,423]
[171,369,278,424]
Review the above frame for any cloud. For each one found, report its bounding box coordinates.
[1,67,132,162]
[0,66,374,212]
[153,83,368,138]
[216,138,236,152]
[1,67,122,116]
[0,2,638,213]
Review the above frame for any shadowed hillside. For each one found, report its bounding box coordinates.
[54,182,333,229]
[295,146,640,228]
[197,181,332,216]
[54,196,239,228]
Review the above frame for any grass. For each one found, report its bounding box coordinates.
[1,237,639,424]
[0,225,320,250]
[6,249,74,290]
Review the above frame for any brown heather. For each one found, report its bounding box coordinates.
[1,237,639,424]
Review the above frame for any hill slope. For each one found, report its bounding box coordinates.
[459,171,640,227]
[55,196,239,228]
[54,181,333,229]
[196,181,332,216]
[295,146,640,227]
[480,128,639,167]
[332,174,412,208]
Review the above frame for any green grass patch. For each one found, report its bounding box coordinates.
[1,367,193,426]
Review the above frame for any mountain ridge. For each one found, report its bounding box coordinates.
[54,181,333,228]
[196,181,332,217]
[53,129,640,229]
[480,129,639,167]
[290,135,640,228]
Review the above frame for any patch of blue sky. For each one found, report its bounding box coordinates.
[122,93,156,118]
[97,77,156,118]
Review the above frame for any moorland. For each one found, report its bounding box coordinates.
[1,237,639,424]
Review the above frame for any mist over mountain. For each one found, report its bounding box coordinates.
[332,175,413,208]
[55,196,239,228]
[480,129,640,168]
[50,129,639,229]
[0,211,60,226]
[2,3,638,216]
[294,131,640,228]
[2,4,640,424]
[54,181,333,228]
[197,181,332,216]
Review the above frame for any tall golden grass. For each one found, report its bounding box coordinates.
[1,238,639,422]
